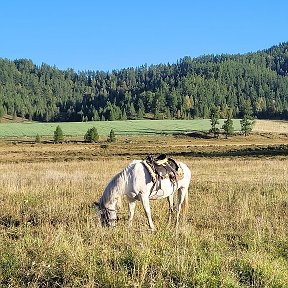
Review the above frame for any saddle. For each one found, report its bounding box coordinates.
[143,154,184,184]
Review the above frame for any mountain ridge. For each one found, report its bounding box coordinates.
[0,41,287,122]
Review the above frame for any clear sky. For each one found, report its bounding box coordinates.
[1,0,287,72]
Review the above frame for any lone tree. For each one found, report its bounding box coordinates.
[240,115,253,136]
[35,134,41,144]
[54,125,64,143]
[222,111,234,138]
[108,129,116,142]
[209,107,220,138]
[84,127,99,143]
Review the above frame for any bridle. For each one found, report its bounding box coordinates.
[100,206,117,227]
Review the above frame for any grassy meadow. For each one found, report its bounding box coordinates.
[0,119,287,287]
[0,119,242,139]
[0,156,288,287]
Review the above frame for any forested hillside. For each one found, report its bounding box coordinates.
[0,42,287,122]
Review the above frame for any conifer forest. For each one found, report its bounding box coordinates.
[0,42,287,122]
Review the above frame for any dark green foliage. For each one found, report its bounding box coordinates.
[209,107,220,137]
[222,112,234,138]
[92,109,100,121]
[0,42,288,122]
[233,259,264,287]
[240,116,253,136]
[35,134,41,143]
[54,125,64,143]
[108,129,116,142]
[0,106,5,121]
[84,127,99,143]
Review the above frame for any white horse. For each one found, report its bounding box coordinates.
[95,159,191,231]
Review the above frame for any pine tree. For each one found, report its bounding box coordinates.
[154,108,161,120]
[35,134,41,143]
[242,99,253,117]
[54,125,64,143]
[137,107,145,119]
[240,115,253,136]
[108,129,116,142]
[137,99,145,119]
[91,127,99,142]
[84,127,99,143]
[222,114,234,138]
[127,102,136,119]
[209,107,220,137]
[92,109,100,121]
[84,128,92,142]
[0,106,5,122]
[121,108,127,120]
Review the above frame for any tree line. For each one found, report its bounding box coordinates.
[37,125,116,144]
[0,42,287,122]
[48,119,251,145]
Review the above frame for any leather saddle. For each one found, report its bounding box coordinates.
[143,154,182,183]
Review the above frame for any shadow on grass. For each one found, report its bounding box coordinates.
[121,145,288,158]
[168,145,288,158]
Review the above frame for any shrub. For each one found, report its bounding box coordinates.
[35,134,41,143]
[108,129,116,142]
[84,127,99,143]
[54,125,64,143]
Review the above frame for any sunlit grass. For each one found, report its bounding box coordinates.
[0,158,287,286]
[253,120,288,134]
[0,119,242,138]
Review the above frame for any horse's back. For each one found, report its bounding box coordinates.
[128,159,191,190]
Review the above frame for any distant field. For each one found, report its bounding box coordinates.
[253,119,288,134]
[0,119,242,138]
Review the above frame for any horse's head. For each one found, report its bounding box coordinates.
[94,202,117,227]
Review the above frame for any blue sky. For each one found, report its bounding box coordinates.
[1,0,287,72]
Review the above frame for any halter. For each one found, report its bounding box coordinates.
[100,205,117,227]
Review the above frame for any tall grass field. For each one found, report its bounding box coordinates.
[0,157,287,287]
[0,119,242,138]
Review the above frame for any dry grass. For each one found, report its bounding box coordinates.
[0,156,287,287]
[0,131,287,164]
[253,120,288,134]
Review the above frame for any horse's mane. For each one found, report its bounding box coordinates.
[99,160,141,208]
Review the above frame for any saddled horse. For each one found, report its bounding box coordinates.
[95,159,192,231]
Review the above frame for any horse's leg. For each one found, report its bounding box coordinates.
[175,187,187,229]
[139,194,155,231]
[127,200,137,227]
[167,194,174,225]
